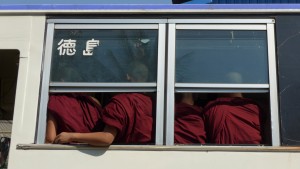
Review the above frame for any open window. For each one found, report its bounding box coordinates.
[166,19,279,146]
[0,49,19,168]
[0,50,19,137]
[36,19,166,145]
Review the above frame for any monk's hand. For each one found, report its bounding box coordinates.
[53,132,74,144]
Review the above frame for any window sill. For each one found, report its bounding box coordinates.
[16,144,300,152]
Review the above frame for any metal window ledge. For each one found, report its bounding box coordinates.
[16,144,300,152]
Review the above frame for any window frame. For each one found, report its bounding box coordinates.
[36,19,167,145]
[165,19,280,146]
[37,18,279,147]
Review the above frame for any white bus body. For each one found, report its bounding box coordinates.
[0,4,300,169]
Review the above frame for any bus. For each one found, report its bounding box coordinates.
[1,2,300,169]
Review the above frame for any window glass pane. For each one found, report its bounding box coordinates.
[276,15,300,145]
[175,30,268,84]
[51,29,158,83]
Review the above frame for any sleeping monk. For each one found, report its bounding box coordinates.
[174,93,206,144]
[45,93,104,143]
[203,93,264,144]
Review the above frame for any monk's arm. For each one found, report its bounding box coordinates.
[45,113,57,143]
[53,125,117,146]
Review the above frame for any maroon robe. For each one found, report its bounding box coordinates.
[47,93,103,134]
[203,97,263,144]
[101,93,154,144]
[174,102,206,144]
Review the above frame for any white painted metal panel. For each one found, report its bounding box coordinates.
[8,148,300,169]
[0,16,46,169]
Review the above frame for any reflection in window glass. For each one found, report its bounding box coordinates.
[175,30,268,84]
[51,29,158,83]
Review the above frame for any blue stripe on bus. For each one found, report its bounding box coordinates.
[180,0,300,3]
[1,4,300,10]
[212,0,300,3]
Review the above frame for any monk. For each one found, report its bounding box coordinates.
[174,93,206,144]
[45,93,103,143]
[203,93,264,144]
[100,93,154,144]
[203,71,265,144]
[100,61,154,144]
[52,61,154,146]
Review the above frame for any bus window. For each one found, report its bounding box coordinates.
[0,50,19,136]
[37,20,165,145]
[167,20,277,146]
[0,49,19,168]
[38,19,278,147]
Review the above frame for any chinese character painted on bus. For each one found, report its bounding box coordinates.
[57,39,77,56]
[83,39,100,56]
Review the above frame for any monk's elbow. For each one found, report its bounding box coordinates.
[93,133,115,147]
[98,138,114,146]
[105,137,115,145]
